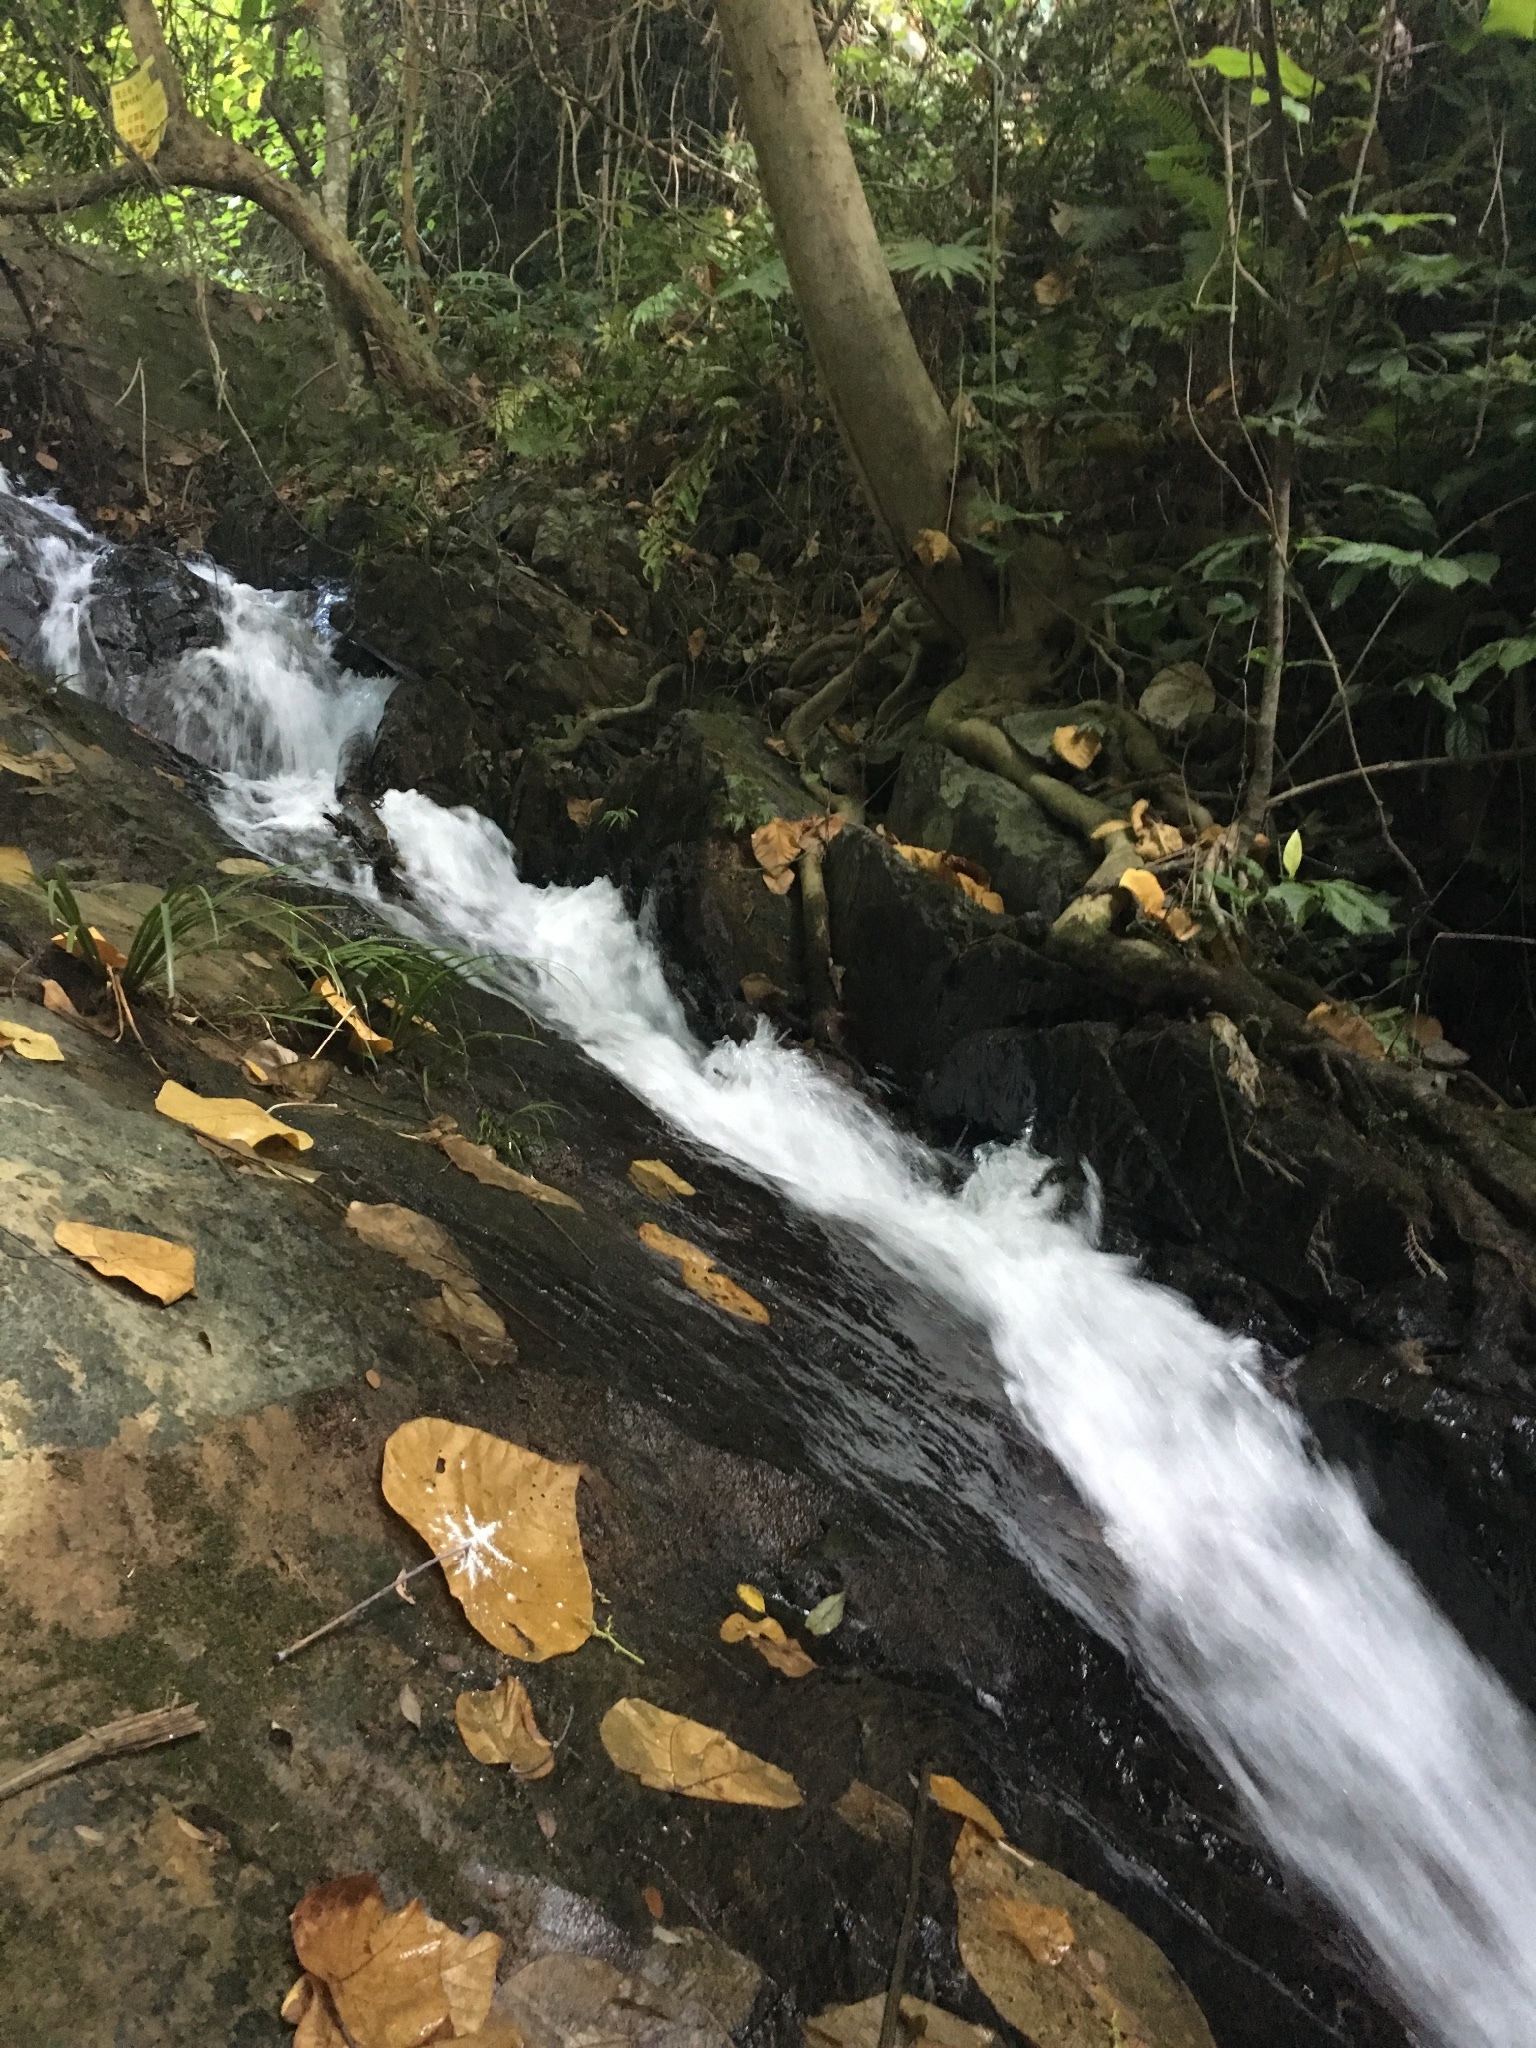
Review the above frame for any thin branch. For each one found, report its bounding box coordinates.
[1274,744,1536,805]
[0,1704,205,1802]
[0,162,146,215]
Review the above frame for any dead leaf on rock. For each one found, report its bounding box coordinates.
[687,627,707,661]
[638,1222,769,1325]
[628,1158,695,1201]
[346,1201,476,1287]
[280,1974,350,2048]
[1307,1001,1386,1060]
[412,1283,516,1369]
[736,1582,766,1613]
[455,1676,555,1777]
[950,1822,1215,2048]
[1160,905,1200,942]
[880,834,1005,915]
[834,1778,913,1848]
[288,1872,503,2048]
[740,973,785,1005]
[719,1610,816,1678]
[1128,799,1184,862]
[807,1993,997,2048]
[0,1016,64,1061]
[435,1129,582,1212]
[39,978,82,1021]
[398,1682,423,1730]
[54,1219,196,1304]
[382,1418,594,1659]
[1051,725,1101,772]
[1115,869,1166,919]
[0,845,34,885]
[0,745,74,783]
[1208,1015,1262,1106]
[312,975,393,1054]
[804,1591,846,1635]
[600,1697,802,1807]
[750,812,843,893]
[930,1774,1006,1840]
[913,528,961,569]
[216,856,272,877]
[567,797,603,828]
[156,1078,314,1152]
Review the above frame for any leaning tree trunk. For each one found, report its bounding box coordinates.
[0,0,463,419]
[313,0,351,235]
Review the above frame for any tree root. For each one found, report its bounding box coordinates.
[548,664,681,758]
[783,602,920,759]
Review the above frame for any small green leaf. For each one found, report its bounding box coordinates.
[1281,830,1303,878]
[1484,0,1536,36]
[804,1591,846,1636]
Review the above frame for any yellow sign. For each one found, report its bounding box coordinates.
[111,61,168,160]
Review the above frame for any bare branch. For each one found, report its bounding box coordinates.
[0,162,146,216]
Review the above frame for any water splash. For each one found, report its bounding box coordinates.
[6,474,1536,2045]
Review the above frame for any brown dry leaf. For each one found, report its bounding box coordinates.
[412,1283,516,1369]
[1307,1001,1386,1060]
[381,1418,594,1659]
[454,1676,555,1777]
[215,856,272,877]
[1116,869,1166,919]
[763,735,791,758]
[39,978,81,1021]
[281,1974,351,2048]
[1033,271,1074,306]
[398,1682,423,1730]
[806,1993,998,2048]
[884,838,1005,916]
[719,1610,816,1678]
[0,1016,64,1061]
[599,1697,802,1807]
[0,745,74,783]
[750,811,843,894]
[365,1369,383,1389]
[642,1883,665,1919]
[34,448,59,472]
[345,1201,476,1287]
[289,1872,502,2048]
[567,797,603,828]
[50,921,128,972]
[687,626,707,660]
[930,1774,1006,1840]
[1407,1013,1445,1048]
[1160,905,1200,943]
[950,1823,1214,2048]
[0,844,34,885]
[1051,725,1102,772]
[312,976,393,1054]
[834,1778,913,1849]
[740,972,786,1004]
[54,1219,196,1305]
[913,528,961,570]
[628,1157,695,1201]
[156,1078,314,1152]
[437,1131,582,1213]
[638,1222,769,1326]
[1128,799,1185,861]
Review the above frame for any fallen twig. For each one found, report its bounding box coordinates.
[0,1703,205,1802]
[274,1541,472,1664]
[878,1764,932,2048]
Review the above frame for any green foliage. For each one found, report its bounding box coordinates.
[280,930,483,1057]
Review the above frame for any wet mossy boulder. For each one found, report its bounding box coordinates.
[886,740,1093,923]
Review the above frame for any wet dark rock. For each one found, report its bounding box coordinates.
[82,544,223,686]
[886,740,1093,921]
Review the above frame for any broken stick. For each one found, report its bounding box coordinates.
[0,1703,205,1802]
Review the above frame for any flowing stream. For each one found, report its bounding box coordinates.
[8,479,1536,2047]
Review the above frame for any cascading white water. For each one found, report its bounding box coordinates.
[10,479,1536,2046]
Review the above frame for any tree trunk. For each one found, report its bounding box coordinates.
[399,0,438,334]
[16,0,464,418]
[714,0,993,645]
[314,0,351,235]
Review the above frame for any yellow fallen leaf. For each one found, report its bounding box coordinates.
[436,1130,582,1212]
[1161,904,1200,942]
[736,1582,766,1614]
[1051,725,1101,771]
[720,1610,816,1678]
[951,1822,1216,2048]
[312,976,393,1053]
[455,1676,555,1777]
[806,1993,998,2048]
[0,745,74,783]
[883,836,1005,915]
[638,1222,769,1325]
[289,1873,502,2047]
[39,979,81,1022]
[913,528,961,569]
[1307,1001,1386,1060]
[0,1016,64,1061]
[280,1973,349,2048]
[740,972,786,1004]
[215,856,272,877]
[345,1201,476,1286]
[1129,798,1184,861]
[412,1283,515,1369]
[930,1773,1006,1840]
[0,845,33,885]
[599,1698,802,1807]
[750,812,843,893]
[381,1418,594,1659]
[54,1219,195,1304]
[155,1078,314,1152]
[1116,868,1165,918]
[629,1158,695,1201]
[567,797,603,827]
[51,924,129,973]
